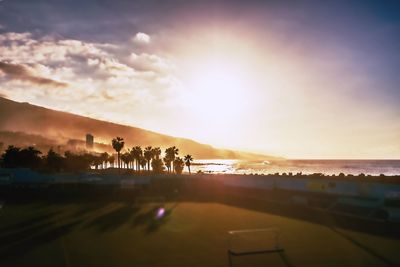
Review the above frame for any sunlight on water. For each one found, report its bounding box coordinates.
[190,160,400,176]
[191,159,239,174]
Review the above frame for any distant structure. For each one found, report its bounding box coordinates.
[86,134,94,150]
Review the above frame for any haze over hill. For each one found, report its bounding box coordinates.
[0,97,278,160]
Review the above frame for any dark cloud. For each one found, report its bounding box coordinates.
[0,61,68,87]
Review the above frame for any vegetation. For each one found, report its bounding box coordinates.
[164,146,179,173]
[173,157,184,174]
[0,146,98,172]
[45,148,64,172]
[131,146,143,171]
[1,146,42,169]
[151,158,164,174]
[121,152,130,169]
[0,135,195,175]
[108,155,115,168]
[144,146,153,171]
[184,154,193,174]
[111,137,125,170]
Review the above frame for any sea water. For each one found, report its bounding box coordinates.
[190,159,400,176]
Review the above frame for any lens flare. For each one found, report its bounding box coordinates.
[155,207,165,219]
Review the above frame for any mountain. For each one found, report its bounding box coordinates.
[0,97,279,160]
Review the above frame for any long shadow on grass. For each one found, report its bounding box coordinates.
[82,203,175,234]
[130,204,176,234]
[84,204,140,232]
[329,227,399,267]
[2,183,399,239]
[0,219,82,260]
[0,211,58,236]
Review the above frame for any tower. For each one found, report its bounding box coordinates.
[86,134,94,149]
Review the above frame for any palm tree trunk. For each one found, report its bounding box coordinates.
[188,165,191,174]
[118,152,120,169]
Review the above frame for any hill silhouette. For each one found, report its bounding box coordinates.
[0,97,279,160]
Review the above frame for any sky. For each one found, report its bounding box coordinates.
[0,0,399,159]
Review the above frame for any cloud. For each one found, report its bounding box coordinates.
[0,31,183,128]
[132,32,150,44]
[0,61,68,87]
[130,52,172,74]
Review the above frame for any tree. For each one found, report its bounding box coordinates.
[129,149,135,170]
[1,145,21,168]
[163,157,172,173]
[131,146,142,171]
[173,157,184,174]
[112,137,125,170]
[108,155,115,168]
[144,146,153,171]
[85,153,98,169]
[20,146,42,168]
[100,152,109,169]
[152,147,161,159]
[1,145,42,169]
[184,154,194,174]
[164,146,179,173]
[45,149,64,172]
[121,152,130,169]
[125,148,134,169]
[151,158,164,174]
[96,155,104,169]
[139,155,147,171]
[63,151,92,172]
[130,150,136,169]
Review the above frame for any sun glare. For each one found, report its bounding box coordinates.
[185,58,250,127]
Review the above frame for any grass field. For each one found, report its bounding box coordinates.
[0,184,400,267]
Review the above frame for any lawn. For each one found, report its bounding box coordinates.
[1,193,400,267]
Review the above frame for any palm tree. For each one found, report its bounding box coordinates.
[112,137,124,169]
[124,148,132,169]
[94,154,103,169]
[108,155,115,168]
[139,155,147,171]
[144,146,153,171]
[121,152,130,169]
[131,146,142,171]
[173,157,184,174]
[127,149,135,169]
[163,157,172,173]
[165,146,179,173]
[151,158,164,174]
[129,149,135,170]
[184,154,194,174]
[152,147,161,159]
[100,152,109,169]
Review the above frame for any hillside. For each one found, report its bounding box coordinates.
[0,97,279,160]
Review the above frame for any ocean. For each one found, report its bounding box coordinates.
[190,159,400,176]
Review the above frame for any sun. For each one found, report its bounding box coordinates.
[184,58,250,126]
